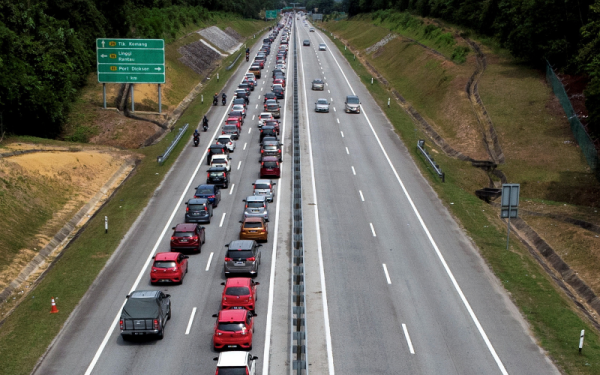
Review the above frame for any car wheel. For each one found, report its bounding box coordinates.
[186,264,189,273]
[168,305,172,320]
[122,334,131,342]
[157,328,164,340]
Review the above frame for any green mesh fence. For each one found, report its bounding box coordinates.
[546,61,599,174]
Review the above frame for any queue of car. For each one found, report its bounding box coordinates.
[119,14,294,375]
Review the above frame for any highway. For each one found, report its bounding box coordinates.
[31,15,561,375]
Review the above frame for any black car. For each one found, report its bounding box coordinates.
[207,143,230,165]
[264,92,279,103]
[238,82,252,93]
[272,69,284,78]
[120,290,171,340]
[236,89,250,102]
[207,166,229,188]
[194,184,221,208]
[272,87,285,99]
[233,98,246,108]
[260,126,278,142]
[185,198,213,223]
[222,125,240,140]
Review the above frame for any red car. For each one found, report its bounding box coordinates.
[273,78,285,87]
[260,156,280,178]
[170,223,206,253]
[221,278,260,312]
[150,252,189,284]
[212,309,255,350]
[225,117,242,131]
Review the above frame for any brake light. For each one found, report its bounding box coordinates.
[120,319,124,330]
[223,172,227,178]
[207,173,210,179]
[208,195,215,199]
[247,257,256,261]
[191,236,198,241]
[261,150,263,153]
[153,319,159,330]
[171,236,176,241]
[269,184,272,189]
[261,162,264,167]
[278,150,281,153]
[186,207,189,212]
[224,257,232,261]
[204,206,208,211]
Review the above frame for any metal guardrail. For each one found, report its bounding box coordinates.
[417,139,445,182]
[226,53,242,71]
[157,123,189,164]
[291,18,308,375]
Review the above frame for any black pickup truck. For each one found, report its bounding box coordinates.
[120,290,171,340]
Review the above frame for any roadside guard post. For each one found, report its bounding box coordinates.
[501,184,520,250]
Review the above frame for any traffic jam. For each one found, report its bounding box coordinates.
[118,14,294,374]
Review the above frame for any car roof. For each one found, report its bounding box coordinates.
[218,309,248,322]
[226,117,240,121]
[187,198,208,204]
[212,154,228,160]
[130,290,160,298]
[208,166,227,171]
[246,195,266,202]
[261,156,278,161]
[228,240,256,250]
[260,112,272,116]
[244,216,265,223]
[347,95,359,100]
[217,351,249,367]
[154,252,179,261]
[174,223,198,232]
[254,179,273,185]
[225,277,252,288]
[210,143,227,149]
[197,184,216,190]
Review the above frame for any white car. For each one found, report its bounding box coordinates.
[319,43,327,51]
[310,27,315,32]
[232,104,247,117]
[258,112,274,127]
[210,154,232,171]
[216,134,236,152]
[214,352,258,375]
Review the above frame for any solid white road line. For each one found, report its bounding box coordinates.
[229,184,235,195]
[297,23,336,375]
[237,161,242,170]
[185,307,197,335]
[340,131,344,138]
[244,142,247,150]
[345,147,349,154]
[382,264,391,284]
[262,27,292,375]
[370,223,377,237]
[84,79,235,375]
[219,212,226,227]
[317,28,508,375]
[205,252,214,271]
[402,324,415,354]
[359,190,365,202]
[351,166,356,175]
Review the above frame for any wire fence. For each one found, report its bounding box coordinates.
[546,61,599,176]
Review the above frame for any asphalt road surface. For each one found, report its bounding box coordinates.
[33,16,560,375]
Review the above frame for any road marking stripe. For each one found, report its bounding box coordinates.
[382,264,391,284]
[340,131,344,137]
[255,104,258,108]
[185,307,197,335]
[333,107,336,112]
[359,190,365,201]
[237,161,242,170]
[252,114,255,120]
[328,89,330,93]
[336,118,339,124]
[205,252,214,271]
[219,212,226,227]
[345,147,349,154]
[249,127,252,134]
[402,324,415,354]
[351,166,356,175]
[318,29,508,375]
[229,183,235,195]
[370,223,376,237]
[243,142,247,150]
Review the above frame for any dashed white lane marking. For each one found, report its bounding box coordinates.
[328,89,330,93]
[258,95,261,99]
[255,104,258,108]
[219,212,226,227]
[249,127,252,134]
[359,190,365,201]
[252,115,255,120]
[382,264,391,284]
[205,252,214,271]
[333,107,336,112]
[243,142,247,150]
[345,147,349,154]
[336,118,340,124]
[229,184,235,195]
[330,97,333,101]
[261,87,263,91]
[402,324,415,354]
[237,161,242,170]
[340,131,344,138]
[185,307,197,335]
[351,166,356,175]
[370,223,377,237]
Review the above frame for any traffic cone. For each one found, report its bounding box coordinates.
[50,297,59,314]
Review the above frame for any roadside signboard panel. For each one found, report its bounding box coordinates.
[96,38,165,84]
[501,184,520,218]
[266,10,278,20]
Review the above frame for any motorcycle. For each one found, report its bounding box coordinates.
[203,121,208,132]
[213,96,218,106]
[246,53,249,62]
[193,135,199,147]
[222,97,227,106]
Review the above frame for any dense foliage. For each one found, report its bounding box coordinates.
[0,0,283,139]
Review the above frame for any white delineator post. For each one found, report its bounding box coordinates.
[579,330,585,354]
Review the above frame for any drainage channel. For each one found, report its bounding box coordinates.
[290,16,308,375]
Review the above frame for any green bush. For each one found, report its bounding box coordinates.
[451,45,470,63]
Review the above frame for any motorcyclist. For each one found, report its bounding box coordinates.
[221,93,227,105]
[213,93,218,105]
[193,129,200,145]
[202,115,209,131]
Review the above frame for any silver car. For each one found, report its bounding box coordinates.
[315,98,330,113]
[345,95,361,113]
[252,179,276,202]
[312,79,324,90]
[319,43,326,51]
[223,240,261,276]
[243,195,269,221]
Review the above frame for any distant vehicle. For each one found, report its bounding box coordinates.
[312,79,324,90]
[272,86,285,99]
[260,126,278,142]
[221,277,259,312]
[345,95,361,113]
[120,290,171,340]
[249,65,261,78]
[214,351,259,375]
[150,252,189,284]
[310,27,315,32]
[261,142,282,162]
[303,39,310,46]
[170,223,206,253]
[319,43,327,51]
[315,98,330,113]
[258,112,274,127]
[263,92,278,103]
[224,240,262,275]
[222,124,240,140]
[233,98,247,108]
[194,184,221,208]
[239,217,269,242]
[232,104,246,117]
[207,143,230,165]
[264,101,281,118]
[185,198,213,224]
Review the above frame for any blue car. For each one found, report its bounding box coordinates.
[194,184,221,208]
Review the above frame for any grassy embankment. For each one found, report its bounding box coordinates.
[321,15,600,374]
[0,18,271,375]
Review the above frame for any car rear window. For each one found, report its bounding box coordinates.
[247,202,264,208]
[267,105,278,110]
[210,171,225,177]
[216,368,246,375]
[196,187,213,194]
[174,231,193,237]
[263,161,278,168]
[153,261,176,268]
[188,204,205,211]
[255,183,270,189]
[217,137,230,143]
[225,287,251,296]
[227,250,254,259]
[217,322,245,332]
[261,114,271,119]
[224,125,238,131]
[263,145,277,151]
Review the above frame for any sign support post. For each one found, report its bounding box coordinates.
[103,84,106,109]
[131,84,135,112]
[158,84,162,114]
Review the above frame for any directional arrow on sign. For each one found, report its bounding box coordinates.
[101,41,105,48]
[101,54,107,58]
[154,67,162,71]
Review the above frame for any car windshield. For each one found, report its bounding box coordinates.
[347,97,360,104]
[217,322,245,332]
[216,368,246,375]
[247,202,264,208]
[174,231,193,237]
[263,161,278,168]
[313,80,323,84]
[227,250,254,259]
[225,287,251,296]
[196,187,213,194]
[317,99,328,104]
[255,183,270,189]
[188,204,205,211]
[153,261,176,268]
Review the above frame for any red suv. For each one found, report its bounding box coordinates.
[260,156,280,178]
[170,223,206,253]
[220,278,259,312]
[212,309,255,351]
[150,252,189,284]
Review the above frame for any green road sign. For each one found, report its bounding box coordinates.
[265,10,278,19]
[97,38,165,84]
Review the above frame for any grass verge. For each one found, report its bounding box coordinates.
[0,28,269,375]
[321,27,600,374]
